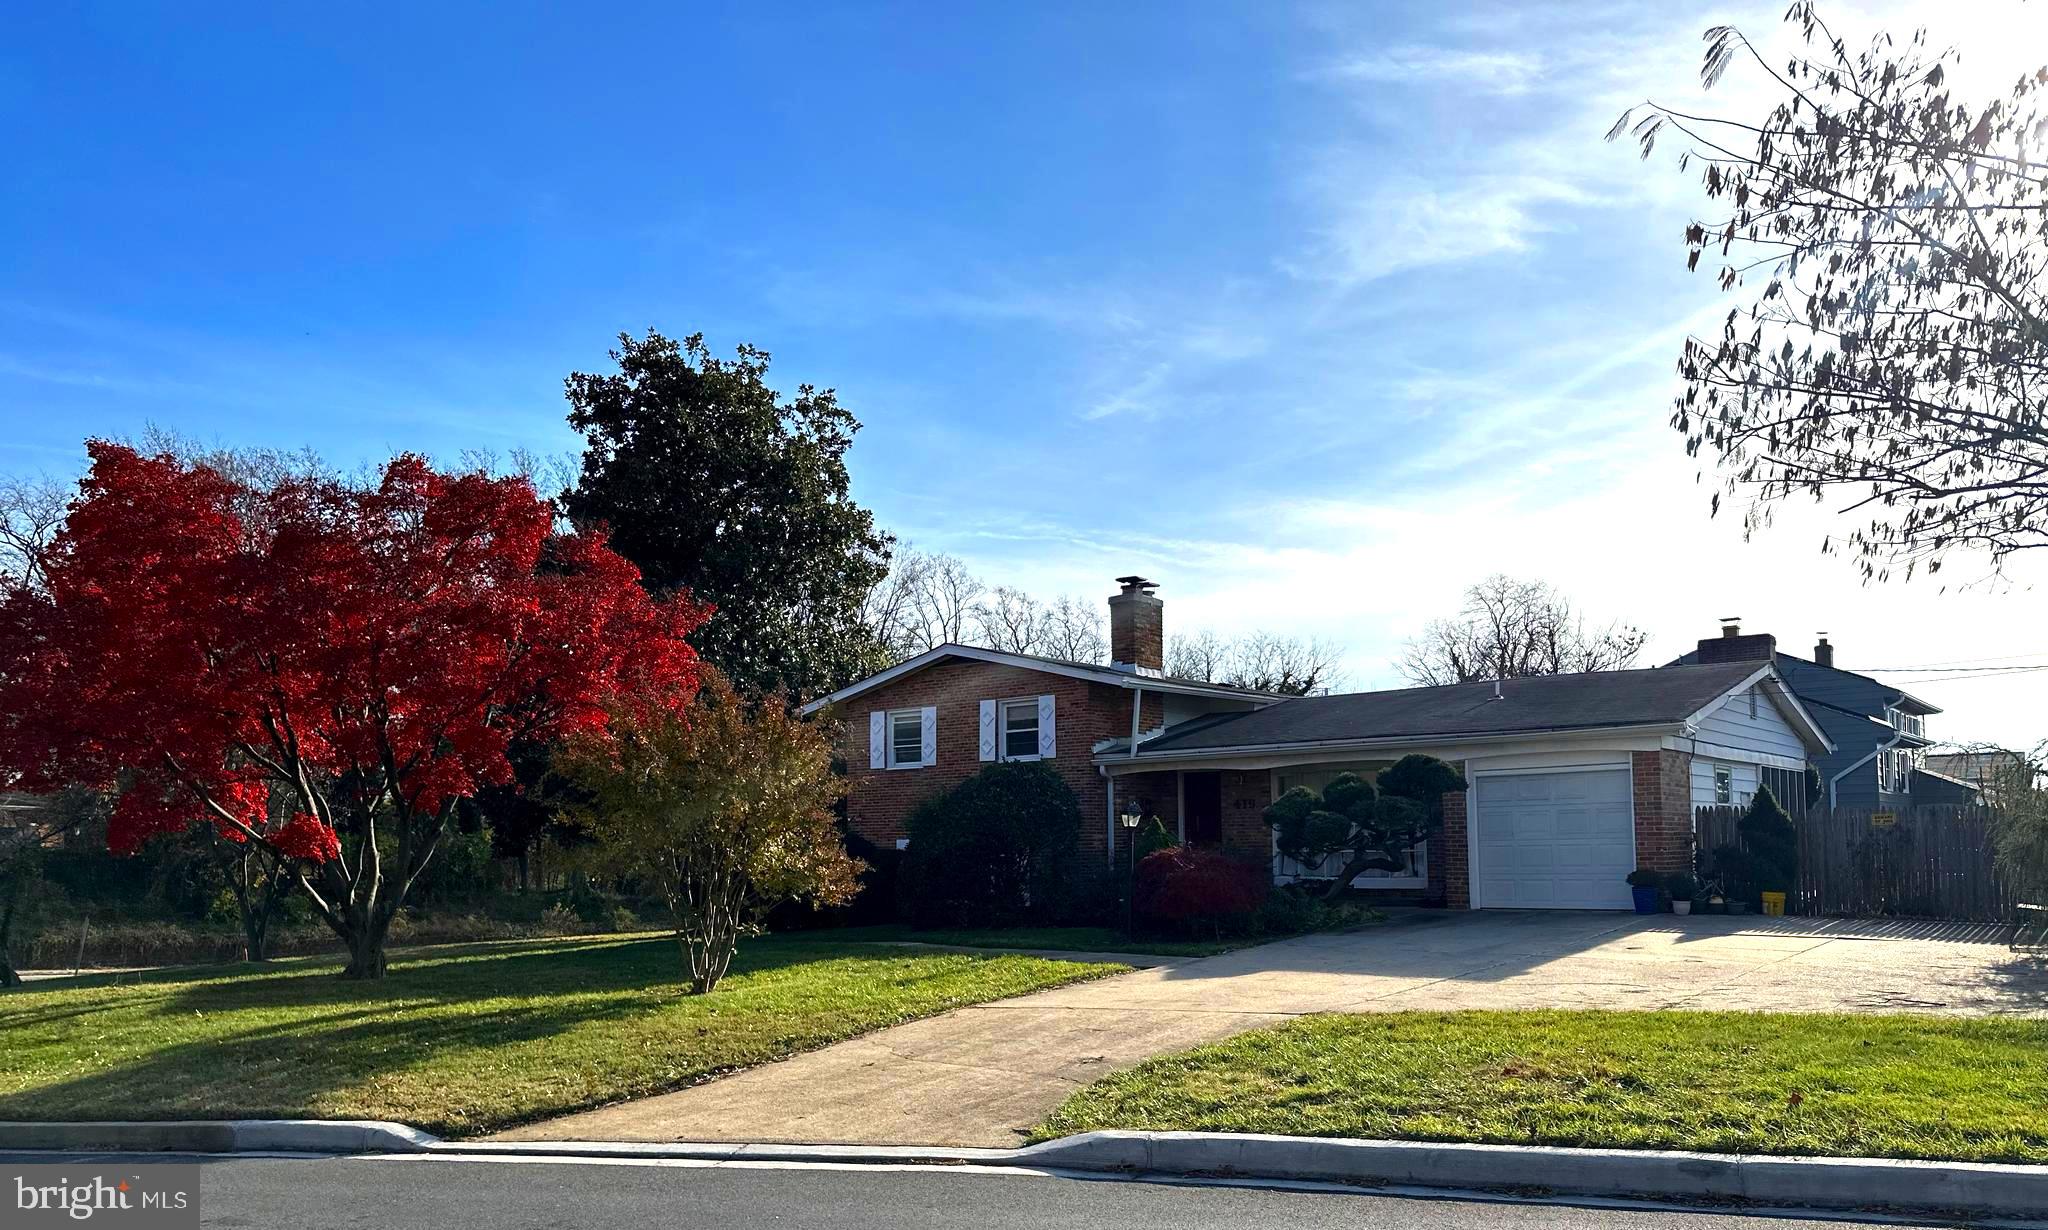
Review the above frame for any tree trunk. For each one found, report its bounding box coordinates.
[342,921,389,980]
[0,879,22,989]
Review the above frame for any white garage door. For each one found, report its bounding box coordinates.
[1472,768,1635,910]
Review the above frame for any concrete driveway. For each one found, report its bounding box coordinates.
[494,911,2048,1148]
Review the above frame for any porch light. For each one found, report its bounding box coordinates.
[1118,797,1144,829]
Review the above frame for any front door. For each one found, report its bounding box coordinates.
[1182,771,1223,845]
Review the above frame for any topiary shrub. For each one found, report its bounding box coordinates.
[1262,754,1466,899]
[1738,785,1799,900]
[900,761,1082,928]
[1132,845,1269,937]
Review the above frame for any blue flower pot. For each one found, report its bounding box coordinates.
[1631,885,1661,914]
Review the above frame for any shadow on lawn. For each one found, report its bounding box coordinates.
[0,933,905,1131]
[0,991,654,1129]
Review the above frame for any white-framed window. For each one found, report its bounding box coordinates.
[999,698,1040,761]
[888,710,924,769]
[1713,765,1732,804]
[1879,748,1913,794]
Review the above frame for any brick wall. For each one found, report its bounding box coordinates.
[1440,790,1469,908]
[1218,769,1271,860]
[836,659,1159,860]
[1631,749,1694,874]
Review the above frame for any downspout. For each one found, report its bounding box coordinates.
[1129,685,1144,761]
[1829,733,1901,810]
[1114,685,1144,868]
[1100,766,1116,868]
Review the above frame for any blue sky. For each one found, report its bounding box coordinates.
[7,1,2047,745]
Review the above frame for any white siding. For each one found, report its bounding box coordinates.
[1691,685,1805,762]
[1687,684,1807,808]
[1691,758,1759,808]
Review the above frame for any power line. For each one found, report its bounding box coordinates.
[1852,650,2048,670]
[1863,662,2048,674]
[1888,665,2048,684]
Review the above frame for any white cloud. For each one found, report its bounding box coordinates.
[1283,165,1594,286]
[1325,45,1547,95]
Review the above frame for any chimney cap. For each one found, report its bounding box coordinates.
[1114,575,1158,594]
[1719,616,1742,636]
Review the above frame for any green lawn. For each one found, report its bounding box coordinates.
[1035,1010,2048,1163]
[0,933,1123,1137]
[841,925,1249,958]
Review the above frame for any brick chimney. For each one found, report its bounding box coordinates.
[1812,634,1834,668]
[1696,617,1777,665]
[1108,576,1163,674]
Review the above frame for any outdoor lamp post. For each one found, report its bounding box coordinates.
[1119,796,1143,936]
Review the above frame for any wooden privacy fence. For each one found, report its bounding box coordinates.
[1694,804,2017,922]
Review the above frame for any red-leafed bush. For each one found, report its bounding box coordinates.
[1133,845,1269,937]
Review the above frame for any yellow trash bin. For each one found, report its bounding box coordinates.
[1760,891,1786,917]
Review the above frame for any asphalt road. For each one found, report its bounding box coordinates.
[0,1153,1968,1230]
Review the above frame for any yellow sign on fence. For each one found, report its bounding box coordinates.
[1871,810,1898,828]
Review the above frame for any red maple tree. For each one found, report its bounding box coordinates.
[0,442,708,977]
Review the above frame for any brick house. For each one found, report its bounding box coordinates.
[805,578,1834,911]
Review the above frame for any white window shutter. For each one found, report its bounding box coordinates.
[920,705,938,766]
[978,700,997,761]
[1037,694,1056,758]
[869,711,886,769]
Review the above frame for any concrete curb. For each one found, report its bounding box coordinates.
[6,1123,2045,1217]
[1015,1132,2048,1217]
[0,1120,436,1155]
[451,1131,2048,1217]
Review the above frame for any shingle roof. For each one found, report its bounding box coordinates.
[1122,661,1769,756]
[799,642,1287,715]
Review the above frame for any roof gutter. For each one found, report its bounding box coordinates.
[1098,721,1683,770]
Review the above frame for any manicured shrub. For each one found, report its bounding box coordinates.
[1133,846,1268,937]
[900,762,1082,928]
[1739,786,1799,897]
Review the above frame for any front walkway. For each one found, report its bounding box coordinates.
[492,910,2048,1147]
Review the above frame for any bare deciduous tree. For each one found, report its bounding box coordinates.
[1398,576,1646,687]
[1166,628,1341,695]
[904,551,983,652]
[1039,594,1108,664]
[1612,3,2048,581]
[1229,631,1343,696]
[974,586,1047,654]
[0,474,66,594]
[1165,629,1229,681]
[861,553,1327,687]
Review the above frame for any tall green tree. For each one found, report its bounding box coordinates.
[564,332,893,698]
